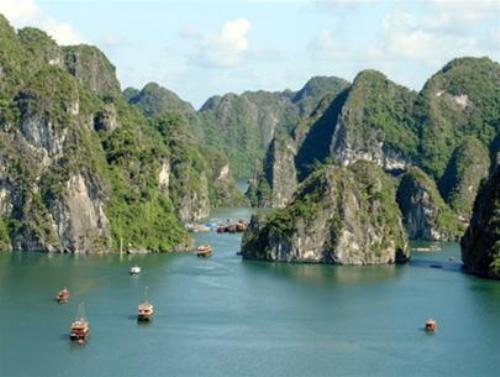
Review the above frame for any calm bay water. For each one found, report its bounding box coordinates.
[1,207,499,377]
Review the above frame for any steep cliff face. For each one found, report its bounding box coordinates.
[48,173,111,252]
[417,57,500,179]
[63,45,121,97]
[439,137,490,219]
[250,58,498,250]
[125,83,245,211]
[247,133,298,208]
[248,93,341,208]
[461,160,500,279]
[397,167,464,241]
[0,17,191,253]
[250,71,418,207]
[199,77,349,177]
[328,70,418,171]
[242,161,409,265]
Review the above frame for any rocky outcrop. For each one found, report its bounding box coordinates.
[397,167,464,241]
[327,71,418,172]
[94,104,118,132]
[63,45,121,97]
[176,171,210,223]
[126,82,195,118]
[247,133,297,208]
[461,161,500,279]
[418,57,500,179]
[248,93,341,208]
[242,161,409,265]
[0,16,192,253]
[199,76,349,177]
[48,173,111,253]
[439,137,490,220]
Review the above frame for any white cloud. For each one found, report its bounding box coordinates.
[0,0,85,45]
[196,18,252,68]
[309,30,351,60]
[381,7,497,66]
[428,0,500,22]
[313,0,381,12]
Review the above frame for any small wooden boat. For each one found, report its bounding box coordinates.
[70,303,90,344]
[56,288,70,304]
[137,302,154,321]
[425,319,437,332]
[216,220,247,233]
[129,265,141,275]
[137,287,154,321]
[196,245,212,258]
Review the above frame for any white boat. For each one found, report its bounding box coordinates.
[129,265,141,275]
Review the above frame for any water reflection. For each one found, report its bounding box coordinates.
[243,259,404,286]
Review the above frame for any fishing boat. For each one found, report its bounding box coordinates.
[425,319,437,332]
[70,303,90,344]
[216,220,248,233]
[137,287,154,321]
[196,244,212,258]
[129,265,141,275]
[137,302,154,321]
[56,288,70,304]
[412,243,442,253]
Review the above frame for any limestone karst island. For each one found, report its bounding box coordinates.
[0,1,499,376]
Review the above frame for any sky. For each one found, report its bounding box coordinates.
[0,0,499,108]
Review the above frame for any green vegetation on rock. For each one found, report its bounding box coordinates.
[199,77,349,178]
[242,161,409,265]
[439,136,490,218]
[416,57,499,179]
[461,162,500,279]
[397,167,464,241]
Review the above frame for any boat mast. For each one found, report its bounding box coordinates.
[76,302,86,320]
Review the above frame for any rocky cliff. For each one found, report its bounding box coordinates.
[242,161,409,265]
[199,77,349,177]
[396,167,464,241]
[417,57,500,180]
[125,82,195,118]
[0,15,207,252]
[125,84,246,213]
[246,93,340,208]
[248,58,498,244]
[461,160,500,279]
[439,137,490,220]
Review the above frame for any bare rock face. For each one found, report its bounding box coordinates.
[247,134,298,208]
[461,161,500,279]
[94,104,118,132]
[49,173,111,253]
[242,161,409,265]
[63,45,121,97]
[396,167,464,241]
[158,160,170,194]
[16,88,78,158]
[176,172,210,223]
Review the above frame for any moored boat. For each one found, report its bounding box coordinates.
[196,244,212,257]
[70,303,90,344]
[216,220,248,233]
[137,302,154,321]
[425,319,437,332]
[56,288,70,304]
[129,265,141,275]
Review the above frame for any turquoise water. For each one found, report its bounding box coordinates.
[1,207,499,377]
